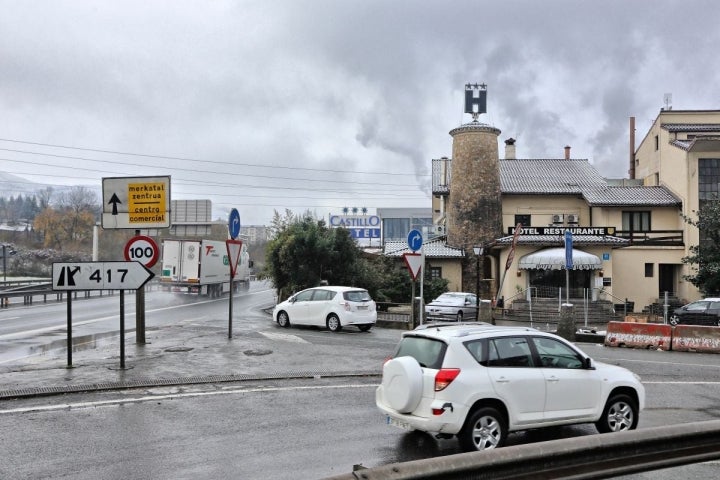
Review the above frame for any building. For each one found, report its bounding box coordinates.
[429,91,715,312]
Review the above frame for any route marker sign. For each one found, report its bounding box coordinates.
[228,208,241,239]
[52,261,155,291]
[124,235,160,268]
[102,176,171,229]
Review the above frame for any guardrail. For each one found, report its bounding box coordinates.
[323,420,720,480]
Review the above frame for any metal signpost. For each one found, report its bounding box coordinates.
[124,235,159,344]
[52,261,155,368]
[565,229,573,304]
[227,209,242,338]
[406,229,423,326]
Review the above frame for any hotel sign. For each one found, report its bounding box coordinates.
[508,226,616,236]
[329,215,381,239]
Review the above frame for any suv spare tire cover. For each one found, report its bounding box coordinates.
[382,356,424,413]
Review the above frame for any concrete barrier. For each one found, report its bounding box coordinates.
[604,321,671,350]
[672,324,720,353]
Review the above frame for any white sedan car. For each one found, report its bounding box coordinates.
[425,292,478,322]
[272,286,376,332]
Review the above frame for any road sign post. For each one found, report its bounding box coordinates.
[52,261,155,369]
[226,239,243,338]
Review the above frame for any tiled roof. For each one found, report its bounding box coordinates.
[582,186,681,206]
[671,136,720,151]
[494,234,629,247]
[384,238,464,258]
[500,159,606,194]
[661,123,720,132]
[432,158,680,206]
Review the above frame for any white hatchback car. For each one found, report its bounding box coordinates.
[272,286,377,332]
[376,323,645,451]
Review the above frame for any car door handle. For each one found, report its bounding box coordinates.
[546,376,560,382]
[495,377,510,383]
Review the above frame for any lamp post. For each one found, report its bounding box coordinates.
[473,246,484,316]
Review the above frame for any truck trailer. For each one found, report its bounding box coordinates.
[160,239,252,297]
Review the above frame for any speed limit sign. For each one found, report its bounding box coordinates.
[124,235,160,268]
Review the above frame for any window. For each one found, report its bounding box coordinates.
[313,289,335,301]
[487,337,534,367]
[530,337,583,369]
[395,336,447,369]
[622,211,650,232]
[430,266,442,280]
[699,158,720,202]
[645,263,654,277]
[654,135,659,150]
[514,214,531,227]
[294,290,314,302]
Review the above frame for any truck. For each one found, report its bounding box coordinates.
[159,239,252,297]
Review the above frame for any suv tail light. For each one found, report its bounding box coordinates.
[434,368,460,391]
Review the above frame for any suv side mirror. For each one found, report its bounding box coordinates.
[584,357,595,370]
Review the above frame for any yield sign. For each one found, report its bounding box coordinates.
[403,252,423,280]
[226,239,243,278]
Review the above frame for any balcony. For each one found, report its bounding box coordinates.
[614,230,684,246]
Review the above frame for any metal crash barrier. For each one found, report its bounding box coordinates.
[323,420,720,480]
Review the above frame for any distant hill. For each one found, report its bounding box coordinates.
[0,172,99,200]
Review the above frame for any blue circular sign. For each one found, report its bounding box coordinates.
[228,208,241,239]
[407,229,423,252]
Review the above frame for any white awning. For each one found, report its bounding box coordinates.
[518,248,602,271]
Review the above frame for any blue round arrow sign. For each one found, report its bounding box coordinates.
[228,208,241,239]
[407,229,423,252]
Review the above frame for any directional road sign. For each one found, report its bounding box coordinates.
[407,229,423,252]
[102,176,171,229]
[52,261,155,291]
[228,208,241,239]
[124,235,160,268]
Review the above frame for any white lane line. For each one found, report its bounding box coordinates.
[0,383,375,414]
[260,331,309,343]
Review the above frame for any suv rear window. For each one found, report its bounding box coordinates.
[394,336,447,369]
[343,290,371,302]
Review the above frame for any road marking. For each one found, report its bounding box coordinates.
[0,383,375,414]
[0,287,277,340]
[260,331,309,343]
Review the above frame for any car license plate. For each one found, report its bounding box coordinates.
[357,305,368,310]
[386,416,412,430]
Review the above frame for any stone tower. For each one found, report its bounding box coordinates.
[446,84,503,295]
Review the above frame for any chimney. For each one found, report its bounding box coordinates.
[629,116,636,179]
[504,138,516,159]
[564,145,571,160]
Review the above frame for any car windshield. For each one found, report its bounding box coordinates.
[343,290,371,302]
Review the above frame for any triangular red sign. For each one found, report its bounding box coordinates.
[226,239,243,278]
[403,252,423,280]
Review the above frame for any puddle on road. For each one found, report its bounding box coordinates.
[0,332,121,365]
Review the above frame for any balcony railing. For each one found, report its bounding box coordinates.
[614,229,683,246]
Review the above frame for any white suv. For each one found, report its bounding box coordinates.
[376,323,645,451]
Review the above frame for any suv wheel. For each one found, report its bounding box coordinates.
[595,394,638,433]
[458,407,507,452]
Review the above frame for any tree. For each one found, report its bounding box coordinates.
[265,212,376,299]
[682,197,720,295]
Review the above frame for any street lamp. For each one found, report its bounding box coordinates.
[473,246,484,314]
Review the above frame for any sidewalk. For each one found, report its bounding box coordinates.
[0,307,389,400]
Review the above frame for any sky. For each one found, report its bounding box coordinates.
[1,0,719,226]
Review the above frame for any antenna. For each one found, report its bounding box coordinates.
[663,93,672,110]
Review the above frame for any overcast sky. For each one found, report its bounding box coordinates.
[1,0,719,226]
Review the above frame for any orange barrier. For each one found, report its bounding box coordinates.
[604,321,672,351]
[672,325,720,353]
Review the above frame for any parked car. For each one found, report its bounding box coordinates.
[272,286,376,332]
[376,323,645,452]
[669,298,720,326]
[425,292,478,321]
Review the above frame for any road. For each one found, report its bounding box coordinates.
[1,285,719,478]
